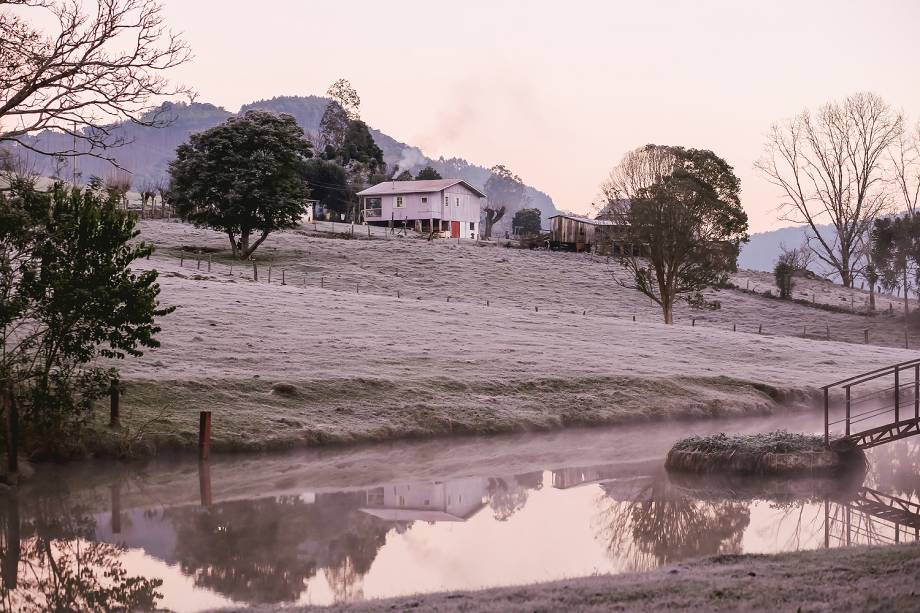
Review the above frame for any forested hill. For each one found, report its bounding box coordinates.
[17,95,559,219]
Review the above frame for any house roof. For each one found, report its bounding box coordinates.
[357,179,486,198]
[548,214,616,226]
[359,507,482,523]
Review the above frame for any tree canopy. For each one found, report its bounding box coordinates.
[0,182,171,452]
[512,208,542,236]
[872,215,920,317]
[302,158,351,215]
[169,110,312,259]
[415,166,442,180]
[602,145,748,324]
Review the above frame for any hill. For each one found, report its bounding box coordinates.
[14,96,559,220]
[98,219,915,454]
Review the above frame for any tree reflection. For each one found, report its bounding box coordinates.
[167,491,390,605]
[487,472,542,521]
[0,492,162,612]
[593,470,750,572]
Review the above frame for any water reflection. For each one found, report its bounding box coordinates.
[0,436,918,610]
[0,491,163,612]
[593,469,751,572]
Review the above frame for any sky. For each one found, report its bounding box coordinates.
[159,0,920,232]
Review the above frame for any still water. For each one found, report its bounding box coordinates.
[1,411,918,611]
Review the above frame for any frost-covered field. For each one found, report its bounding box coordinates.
[109,221,919,452]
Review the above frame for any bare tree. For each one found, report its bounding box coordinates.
[756,92,902,287]
[104,168,131,209]
[891,122,920,218]
[483,164,528,240]
[0,0,192,162]
[155,176,169,217]
[0,147,40,188]
[138,178,157,216]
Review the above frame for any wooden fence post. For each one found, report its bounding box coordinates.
[110,483,122,534]
[252,260,258,282]
[198,411,212,460]
[199,457,213,507]
[864,329,869,344]
[180,256,184,267]
[281,270,286,286]
[109,379,120,428]
[758,324,762,334]
[268,265,272,284]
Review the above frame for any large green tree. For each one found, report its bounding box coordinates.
[511,208,542,236]
[302,158,351,215]
[169,110,312,259]
[601,145,748,324]
[0,182,171,453]
[872,215,920,317]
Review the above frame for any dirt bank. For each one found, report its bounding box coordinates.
[212,544,920,612]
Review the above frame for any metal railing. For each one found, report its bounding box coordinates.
[823,358,920,446]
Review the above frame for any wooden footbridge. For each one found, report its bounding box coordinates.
[824,358,920,449]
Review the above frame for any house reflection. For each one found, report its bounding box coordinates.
[361,477,490,523]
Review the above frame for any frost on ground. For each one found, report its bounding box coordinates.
[107,221,920,453]
[220,544,920,613]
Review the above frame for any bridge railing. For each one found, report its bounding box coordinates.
[822,358,920,445]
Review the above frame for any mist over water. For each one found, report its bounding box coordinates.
[1,410,917,610]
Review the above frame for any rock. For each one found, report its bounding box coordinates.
[271,382,300,397]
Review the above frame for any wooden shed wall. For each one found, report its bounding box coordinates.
[551,217,596,244]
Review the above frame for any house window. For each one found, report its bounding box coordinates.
[455,197,460,207]
[395,196,404,208]
[444,196,449,207]
[469,222,475,230]
[421,196,427,204]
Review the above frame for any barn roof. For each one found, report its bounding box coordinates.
[357,179,486,198]
[548,214,616,226]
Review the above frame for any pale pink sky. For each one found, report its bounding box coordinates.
[162,0,920,232]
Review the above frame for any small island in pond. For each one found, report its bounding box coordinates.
[665,430,865,476]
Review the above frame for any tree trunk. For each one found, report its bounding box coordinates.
[239,229,250,259]
[869,282,876,312]
[226,231,239,258]
[904,268,910,318]
[840,268,852,288]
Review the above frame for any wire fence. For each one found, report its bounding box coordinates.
[137,250,920,352]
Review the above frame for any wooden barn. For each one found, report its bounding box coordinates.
[548,214,632,254]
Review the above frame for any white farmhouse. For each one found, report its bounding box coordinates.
[356,179,486,239]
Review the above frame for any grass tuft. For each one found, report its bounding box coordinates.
[672,430,825,454]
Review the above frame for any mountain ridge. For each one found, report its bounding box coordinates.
[14,96,559,220]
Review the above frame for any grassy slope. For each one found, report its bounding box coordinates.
[219,544,920,612]
[98,221,919,454]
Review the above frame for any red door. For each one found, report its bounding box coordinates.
[450,221,461,238]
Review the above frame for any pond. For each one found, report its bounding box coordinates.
[1,410,918,611]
